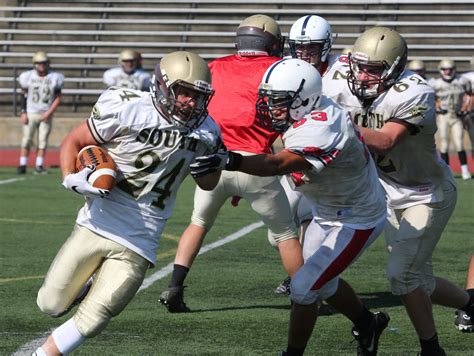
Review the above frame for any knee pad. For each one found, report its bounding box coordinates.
[74,306,112,338]
[37,288,70,318]
[290,277,338,305]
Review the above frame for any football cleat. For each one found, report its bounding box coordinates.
[17,165,26,174]
[159,286,191,313]
[455,309,473,332]
[55,274,95,317]
[275,276,291,295]
[351,311,390,356]
[417,347,446,356]
[33,166,48,175]
[462,171,472,180]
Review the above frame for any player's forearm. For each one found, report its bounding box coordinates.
[238,154,284,176]
[46,95,61,116]
[359,127,394,155]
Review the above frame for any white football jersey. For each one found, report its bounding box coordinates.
[324,66,455,209]
[103,67,151,91]
[18,69,64,114]
[282,96,386,227]
[430,75,471,112]
[76,87,222,264]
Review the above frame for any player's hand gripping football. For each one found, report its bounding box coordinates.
[62,165,110,198]
[190,151,242,178]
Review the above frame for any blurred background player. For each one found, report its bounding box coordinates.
[461,56,474,161]
[159,14,303,313]
[407,59,427,79]
[430,59,472,180]
[274,14,340,295]
[189,58,390,356]
[33,51,222,356]
[103,49,151,91]
[325,26,474,355]
[17,51,64,175]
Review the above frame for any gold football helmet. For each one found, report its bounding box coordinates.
[118,49,137,74]
[32,51,48,64]
[438,59,456,82]
[347,27,408,100]
[407,60,426,78]
[152,51,214,129]
[236,14,284,57]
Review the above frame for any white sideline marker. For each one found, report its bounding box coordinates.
[0,177,27,185]
[13,221,264,355]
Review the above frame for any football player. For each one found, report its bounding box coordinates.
[158,15,303,313]
[34,51,222,356]
[17,51,64,174]
[324,27,474,355]
[274,14,345,295]
[190,58,390,356]
[457,56,474,332]
[430,59,472,179]
[407,59,426,79]
[102,49,151,91]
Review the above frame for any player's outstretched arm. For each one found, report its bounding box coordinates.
[190,150,310,178]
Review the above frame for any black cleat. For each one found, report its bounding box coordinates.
[455,309,473,332]
[159,286,191,313]
[33,166,48,175]
[17,165,26,174]
[352,311,390,356]
[275,276,291,295]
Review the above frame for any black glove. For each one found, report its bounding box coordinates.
[456,110,468,119]
[436,108,448,115]
[190,151,243,178]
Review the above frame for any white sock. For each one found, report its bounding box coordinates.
[51,318,86,355]
[19,156,27,166]
[36,156,44,167]
[32,346,47,356]
[461,164,470,174]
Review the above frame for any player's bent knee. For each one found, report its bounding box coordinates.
[290,278,337,305]
[37,288,69,317]
[74,310,112,338]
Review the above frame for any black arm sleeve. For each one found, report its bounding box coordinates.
[20,92,27,113]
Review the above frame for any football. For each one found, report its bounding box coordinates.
[76,145,117,190]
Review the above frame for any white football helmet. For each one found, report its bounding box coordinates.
[151,51,214,130]
[288,15,335,67]
[257,58,322,132]
[438,59,456,82]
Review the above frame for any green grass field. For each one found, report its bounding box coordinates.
[1,167,473,355]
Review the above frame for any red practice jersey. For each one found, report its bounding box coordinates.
[208,54,280,154]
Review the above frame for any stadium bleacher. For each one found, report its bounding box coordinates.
[0,0,472,116]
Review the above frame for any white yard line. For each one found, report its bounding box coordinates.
[0,177,27,185]
[12,221,264,355]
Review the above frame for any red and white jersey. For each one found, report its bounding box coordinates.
[103,67,151,91]
[324,65,455,209]
[76,87,222,264]
[208,54,280,154]
[430,75,471,113]
[18,69,64,114]
[282,96,386,227]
